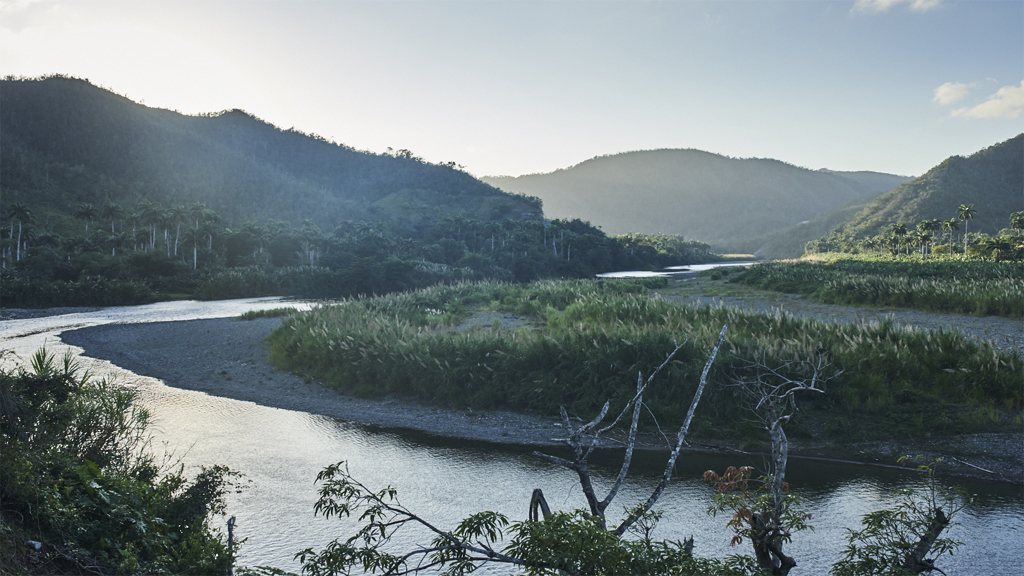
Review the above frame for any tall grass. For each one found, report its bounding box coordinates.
[267,280,1022,442]
[732,257,1024,317]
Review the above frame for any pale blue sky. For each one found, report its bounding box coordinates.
[1,0,1021,177]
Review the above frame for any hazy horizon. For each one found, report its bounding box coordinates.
[3,0,1021,178]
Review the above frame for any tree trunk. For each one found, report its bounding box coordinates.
[902,508,950,573]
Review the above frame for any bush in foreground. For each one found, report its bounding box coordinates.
[0,349,237,575]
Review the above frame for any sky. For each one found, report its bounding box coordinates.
[1,0,1021,178]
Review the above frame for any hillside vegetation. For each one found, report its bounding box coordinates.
[808,134,1024,253]
[483,150,909,252]
[1,76,728,308]
[0,75,540,236]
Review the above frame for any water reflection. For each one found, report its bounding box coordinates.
[1,299,1020,575]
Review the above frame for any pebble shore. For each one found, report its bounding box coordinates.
[56,312,1022,484]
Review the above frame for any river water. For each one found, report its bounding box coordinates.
[596,261,755,278]
[1,299,1020,575]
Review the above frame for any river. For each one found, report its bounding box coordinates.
[1,298,1020,575]
[596,261,755,279]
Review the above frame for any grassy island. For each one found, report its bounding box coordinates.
[266,279,1022,445]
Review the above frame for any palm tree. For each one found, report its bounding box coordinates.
[202,209,221,251]
[919,219,941,254]
[956,203,977,255]
[8,202,32,262]
[126,211,142,251]
[170,205,188,255]
[942,219,959,253]
[889,223,908,255]
[241,220,266,260]
[139,200,163,251]
[915,232,932,256]
[0,237,12,268]
[73,202,97,240]
[18,224,35,258]
[100,201,124,234]
[181,228,203,270]
[188,202,207,230]
[105,232,127,257]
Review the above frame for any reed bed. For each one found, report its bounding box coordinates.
[266,280,1022,442]
[733,258,1024,317]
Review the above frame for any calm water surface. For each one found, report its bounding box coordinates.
[1,299,1020,575]
[597,261,755,278]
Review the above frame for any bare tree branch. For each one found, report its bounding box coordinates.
[533,332,706,529]
[613,324,728,536]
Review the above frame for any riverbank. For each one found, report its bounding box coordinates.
[59,314,1022,484]
[0,306,103,320]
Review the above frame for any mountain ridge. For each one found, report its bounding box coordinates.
[483,148,910,251]
[0,76,540,235]
[807,134,1024,253]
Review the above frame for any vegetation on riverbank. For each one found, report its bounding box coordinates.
[2,197,717,308]
[728,254,1024,318]
[237,307,301,321]
[266,279,1022,445]
[0,349,238,575]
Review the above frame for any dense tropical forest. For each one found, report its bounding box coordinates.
[0,76,718,308]
[0,76,540,229]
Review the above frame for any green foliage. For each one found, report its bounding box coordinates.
[0,348,237,575]
[0,271,156,307]
[704,466,811,569]
[830,457,971,576]
[266,279,1022,443]
[238,307,302,321]
[732,256,1024,317]
[295,461,759,576]
[0,76,539,237]
[807,135,1023,252]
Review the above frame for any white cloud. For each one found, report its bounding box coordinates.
[852,0,942,14]
[951,81,1024,119]
[933,82,970,105]
[0,0,44,12]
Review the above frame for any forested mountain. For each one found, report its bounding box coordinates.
[483,149,910,252]
[734,191,889,259]
[0,76,540,235]
[808,134,1024,253]
[3,76,729,308]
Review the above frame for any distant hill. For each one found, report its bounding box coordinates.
[726,191,888,259]
[0,76,540,235]
[808,134,1024,252]
[483,150,909,252]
